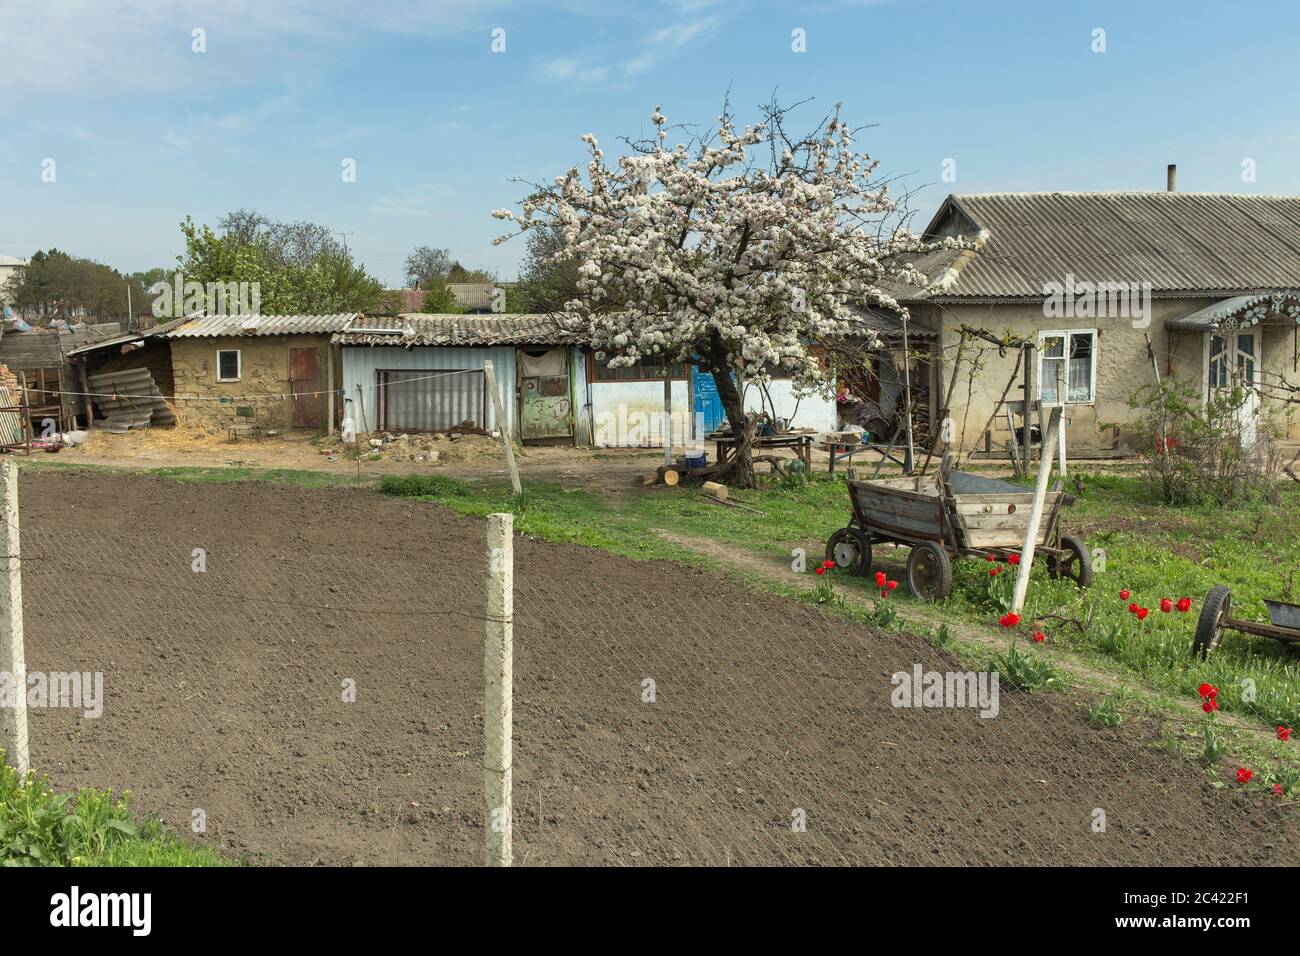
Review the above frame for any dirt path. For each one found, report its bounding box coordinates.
[16,469,1296,866]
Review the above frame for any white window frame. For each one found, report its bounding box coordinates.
[1037,329,1097,405]
[216,348,242,383]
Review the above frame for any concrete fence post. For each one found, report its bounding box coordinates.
[0,459,28,776]
[483,512,514,866]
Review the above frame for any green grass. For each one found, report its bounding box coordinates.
[0,762,230,866]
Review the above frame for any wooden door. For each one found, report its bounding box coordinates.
[289,347,323,429]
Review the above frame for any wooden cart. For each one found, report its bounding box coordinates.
[824,462,1090,600]
[1192,585,1300,657]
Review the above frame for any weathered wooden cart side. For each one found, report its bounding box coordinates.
[825,465,1090,600]
[1192,585,1300,657]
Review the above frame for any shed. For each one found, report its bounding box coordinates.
[333,314,590,442]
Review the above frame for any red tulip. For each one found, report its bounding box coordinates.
[822,560,835,569]
[1199,683,1219,699]
[1279,726,1294,742]
[998,612,1021,628]
[1032,631,1045,643]
[1274,784,1285,796]
[875,571,887,587]
[887,580,898,591]
[1119,589,1131,600]
[1203,699,1219,713]
[1160,598,1174,613]
[1128,603,1139,614]
[985,554,996,562]
[1236,767,1254,784]
[815,567,825,575]
[1136,607,1150,620]
[989,566,1001,577]
[1176,597,1192,612]
[1008,553,1020,566]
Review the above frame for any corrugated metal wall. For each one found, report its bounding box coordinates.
[341,345,518,434]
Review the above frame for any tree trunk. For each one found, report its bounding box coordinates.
[713,367,757,488]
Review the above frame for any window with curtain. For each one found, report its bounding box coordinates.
[1038,330,1096,404]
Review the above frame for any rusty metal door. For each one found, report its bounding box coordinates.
[289,347,323,429]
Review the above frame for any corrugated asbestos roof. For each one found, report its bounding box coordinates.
[87,368,175,430]
[166,314,358,337]
[333,313,588,347]
[905,192,1300,300]
[65,317,191,357]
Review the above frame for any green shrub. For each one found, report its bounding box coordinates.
[0,762,228,866]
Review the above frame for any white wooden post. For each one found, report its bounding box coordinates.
[663,374,673,468]
[483,361,522,496]
[483,513,513,866]
[1011,406,1062,615]
[1056,363,1066,477]
[0,459,28,776]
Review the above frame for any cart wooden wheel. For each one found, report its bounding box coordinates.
[1048,534,1093,589]
[825,527,872,577]
[905,541,953,601]
[1192,585,1232,659]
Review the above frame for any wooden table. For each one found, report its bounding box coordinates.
[713,431,813,471]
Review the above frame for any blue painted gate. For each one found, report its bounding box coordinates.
[691,366,727,435]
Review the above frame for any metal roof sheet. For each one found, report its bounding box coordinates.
[906,192,1300,300]
[165,314,358,338]
[333,313,588,347]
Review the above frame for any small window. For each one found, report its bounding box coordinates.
[217,349,241,382]
[1038,330,1096,404]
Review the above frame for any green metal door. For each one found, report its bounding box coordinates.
[518,348,573,440]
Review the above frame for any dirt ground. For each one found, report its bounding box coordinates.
[15,469,1297,866]
[53,425,672,492]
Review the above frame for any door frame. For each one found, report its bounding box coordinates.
[288,345,324,429]
[515,348,575,443]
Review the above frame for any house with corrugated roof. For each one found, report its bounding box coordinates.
[68,314,356,433]
[893,187,1300,457]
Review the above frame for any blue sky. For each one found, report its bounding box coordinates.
[2,0,1298,286]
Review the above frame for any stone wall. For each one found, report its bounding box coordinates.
[169,334,336,431]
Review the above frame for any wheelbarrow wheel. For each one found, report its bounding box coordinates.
[1048,534,1093,589]
[825,527,872,576]
[906,541,952,601]
[1192,585,1232,659]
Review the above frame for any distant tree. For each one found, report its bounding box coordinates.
[510,224,579,313]
[404,246,453,289]
[447,262,497,283]
[12,249,148,322]
[178,215,383,315]
[421,285,462,313]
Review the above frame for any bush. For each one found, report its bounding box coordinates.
[1129,380,1283,506]
[0,762,228,866]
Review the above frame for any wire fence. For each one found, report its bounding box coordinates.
[1,458,1296,867]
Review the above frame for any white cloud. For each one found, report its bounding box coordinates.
[0,0,512,98]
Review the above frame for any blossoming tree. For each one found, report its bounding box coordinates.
[494,100,951,486]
